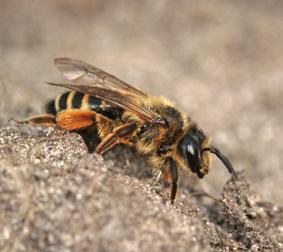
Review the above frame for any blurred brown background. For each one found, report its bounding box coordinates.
[1,0,283,204]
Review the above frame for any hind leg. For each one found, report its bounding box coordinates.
[55,110,100,130]
[14,114,57,127]
[16,109,106,130]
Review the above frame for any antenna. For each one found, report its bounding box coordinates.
[202,146,238,178]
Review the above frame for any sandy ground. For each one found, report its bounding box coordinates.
[0,1,283,251]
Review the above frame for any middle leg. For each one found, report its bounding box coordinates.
[96,122,137,155]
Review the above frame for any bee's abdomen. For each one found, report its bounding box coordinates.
[46,91,123,120]
[89,95,124,120]
[46,99,57,115]
[46,91,75,115]
[72,92,85,108]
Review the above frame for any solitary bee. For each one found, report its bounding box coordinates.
[21,58,237,203]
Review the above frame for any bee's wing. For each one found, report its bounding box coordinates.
[46,82,166,126]
[52,58,167,126]
[54,58,147,97]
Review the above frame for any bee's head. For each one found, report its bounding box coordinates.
[178,126,209,177]
[178,126,237,178]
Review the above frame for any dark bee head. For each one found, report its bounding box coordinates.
[178,126,209,178]
[178,126,237,178]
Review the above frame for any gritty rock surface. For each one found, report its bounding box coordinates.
[0,126,282,251]
[1,1,283,251]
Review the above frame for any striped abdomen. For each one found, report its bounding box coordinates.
[46,91,123,120]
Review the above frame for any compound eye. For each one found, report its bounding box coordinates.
[187,144,195,156]
[186,143,201,174]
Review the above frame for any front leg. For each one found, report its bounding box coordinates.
[168,158,179,204]
[160,157,179,204]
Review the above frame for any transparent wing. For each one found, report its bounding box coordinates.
[52,58,166,126]
[54,57,147,97]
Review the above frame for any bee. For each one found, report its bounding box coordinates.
[21,58,237,204]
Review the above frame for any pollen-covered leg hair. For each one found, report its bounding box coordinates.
[202,146,238,178]
[56,110,99,130]
[96,122,137,155]
[15,114,57,127]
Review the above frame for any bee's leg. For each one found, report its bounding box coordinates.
[56,110,100,130]
[96,122,137,155]
[154,170,162,184]
[168,158,179,204]
[13,114,57,127]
